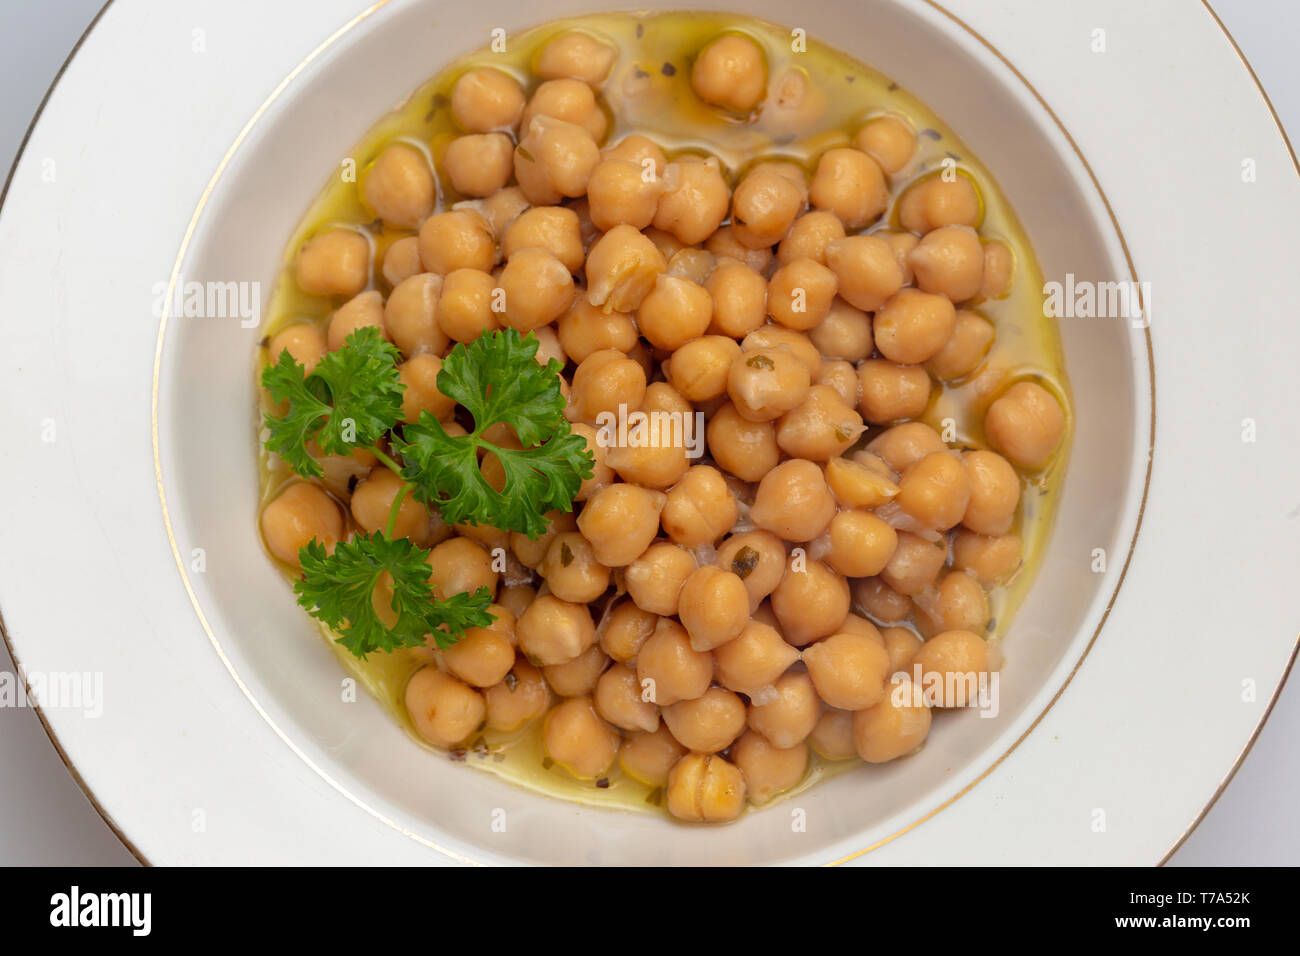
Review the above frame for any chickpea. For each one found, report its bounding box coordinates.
[584,223,667,311]
[501,206,585,272]
[510,510,576,568]
[531,324,565,366]
[435,268,499,341]
[747,670,820,748]
[418,209,495,275]
[441,133,514,198]
[856,359,930,424]
[667,753,747,823]
[678,565,750,651]
[644,226,690,261]
[777,210,845,266]
[853,678,932,762]
[706,402,781,482]
[731,166,804,248]
[396,353,454,424]
[260,482,343,567]
[727,347,811,422]
[599,599,658,663]
[763,63,829,136]
[577,483,666,567]
[425,538,496,603]
[537,30,617,84]
[405,667,485,748]
[636,619,713,706]
[543,697,619,778]
[809,708,856,760]
[661,336,737,404]
[595,662,660,733]
[602,133,667,173]
[926,309,994,380]
[665,247,717,285]
[626,541,697,616]
[724,732,805,804]
[981,239,1014,299]
[908,224,984,302]
[451,67,525,132]
[951,529,1022,588]
[711,621,794,700]
[653,158,731,245]
[705,258,768,338]
[638,275,713,350]
[873,288,956,364]
[775,384,865,461]
[866,421,945,472]
[750,459,836,541]
[557,295,637,362]
[824,235,904,312]
[382,273,445,357]
[497,585,536,621]
[568,348,646,425]
[898,174,981,233]
[854,114,916,175]
[826,510,898,577]
[327,290,386,351]
[382,235,424,288]
[767,257,838,331]
[586,158,664,231]
[604,433,690,490]
[897,451,971,531]
[878,230,919,283]
[444,614,516,688]
[267,323,325,374]
[475,185,531,237]
[880,625,923,674]
[984,381,1066,469]
[854,576,912,623]
[691,33,766,113]
[521,78,607,141]
[716,531,788,610]
[742,326,822,378]
[517,593,595,666]
[915,570,990,637]
[361,143,435,229]
[817,360,859,408]
[297,229,370,297]
[809,298,871,363]
[771,557,850,646]
[912,629,990,707]
[544,645,610,697]
[661,465,738,548]
[514,115,601,206]
[809,147,888,229]
[620,725,687,786]
[348,469,425,544]
[497,248,575,332]
[825,455,900,509]
[567,423,613,502]
[706,225,773,273]
[484,656,553,731]
[660,687,744,754]
[802,629,891,711]
[539,532,611,604]
[880,532,947,596]
[961,449,1020,535]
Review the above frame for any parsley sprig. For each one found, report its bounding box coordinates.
[261,326,592,659]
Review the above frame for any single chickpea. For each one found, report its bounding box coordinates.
[817,359,860,408]
[777,210,846,266]
[809,708,857,760]
[727,347,811,422]
[568,347,647,424]
[405,667,485,748]
[543,644,611,697]
[878,230,919,283]
[810,147,889,229]
[691,33,766,113]
[475,185,531,237]
[802,629,891,711]
[638,275,713,350]
[517,593,595,666]
[643,225,690,261]
[349,468,427,544]
[853,678,932,762]
[267,324,325,375]
[425,536,497,601]
[915,570,990,637]
[762,63,829,136]
[444,615,516,688]
[418,209,495,275]
[521,78,608,141]
[496,585,536,620]
[620,725,687,786]
[497,247,575,332]
[661,465,739,548]
[742,326,822,378]
[584,223,668,311]
[825,455,900,509]
[382,235,424,288]
[484,656,554,731]
[543,697,619,778]
[626,541,697,616]
[636,619,713,706]
[569,423,613,501]
[809,298,872,362]
[750,459,836,541]
[667,753,747,823]
[576,483,666,567]
[926,309,994,380]
[775,384,865,461]
[731,166,805,249]
[502,206,585,272]
[663,687,748,754]
[731,732,807,804]
[897,451,971,531]
[747,670,820,748]
[984,381,1066,469]
[557,294,637,362]
[260,482,343,567]
[771,557,850,646]
[586,158,665,231]
[897,174,981,233]
[880,532,947,596]
[912,629,990,707]
[539,532,611,604]
[854,114,916,175]
[436,268,499,341]
[767,257,838,331]
[602,133,667,173]
[595,662,660,733]
[297,229,370,297]
[824,235,905,311]
[826,510,898,577]
[531,324,565,366]
[397,353,456,424]
[856,359,932,424]
[716,531,789,610]
[909,224,984,302]
[653,158,732,245]
[441,133,514,198]
[873,288,957,365]
[713,620,800,697]
[980,239,1014,299]
[326,290,385,351]
[384,273,447,357]
[665,247,717,284]
[866,421,946,472]
[678,565,750,651]
[665,336,740,403]
[706,402,781,482]
[536,30,617,84]
[514,115,601,206]
[599,599,658,663]
[705,258,768,338]
[451,67,525,132]
[706,225,773,273]
[880,625,923,673]
[363,143,435,229]
[603,433,691,490]
[951,529,1022,588]
[961,449,1020,535]
[853,576,912,623]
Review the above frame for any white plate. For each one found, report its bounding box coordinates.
[1,0,1296,865]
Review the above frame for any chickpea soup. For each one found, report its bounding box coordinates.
[256,11,1072,823]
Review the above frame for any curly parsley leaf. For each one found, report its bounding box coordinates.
[390,330,594,538]
[262,326,404,477]
[294,532,493,658]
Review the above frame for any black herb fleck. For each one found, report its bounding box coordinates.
[346,474,360,494]
[887,81,899,91]
[560,541,574,567]
[450,749,468,762]
[731,545,760,580]
[921,128,942,140]
[516,145,536,163]
[661,62,676,77]
[746,354,775,370]
[633,65,649,80]
[596,777,611,789]
[503,670,519,692]
[542,757,555,771]
[636,23,644,38]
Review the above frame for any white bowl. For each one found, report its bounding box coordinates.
[155,0,1150,865]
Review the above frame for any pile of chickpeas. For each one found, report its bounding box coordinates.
[259,23,1067,824]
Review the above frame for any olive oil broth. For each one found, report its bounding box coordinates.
[257,11,1072,815]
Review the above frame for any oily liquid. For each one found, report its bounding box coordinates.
[257,12,1072,815]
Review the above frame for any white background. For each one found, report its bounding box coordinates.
[0,0,1294,866]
